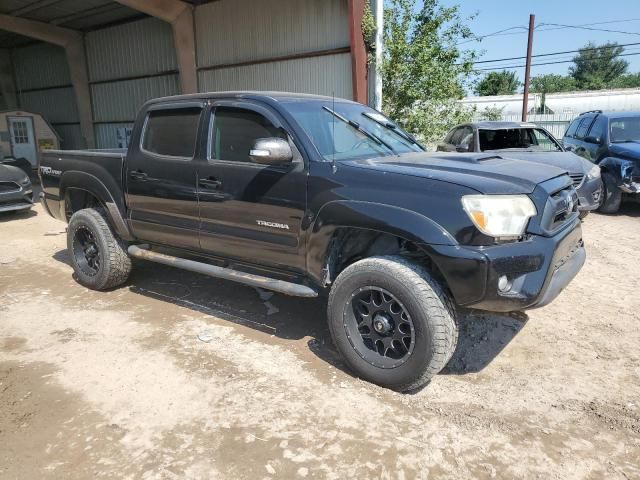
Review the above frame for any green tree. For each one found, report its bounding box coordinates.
[475,70,521,96]
[479,106,504,121]
[609,72,640,89]
[569,42,628,90]
[381,0,476,143]
[530,74,576,94]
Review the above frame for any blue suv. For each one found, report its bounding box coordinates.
[563,111,640,213]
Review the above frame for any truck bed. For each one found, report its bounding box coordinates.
[39,149,127,223]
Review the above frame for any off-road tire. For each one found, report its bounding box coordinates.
[578,210,589,220]
[67,208,131,290]
[598,172,621,214]
[327,255,458,392]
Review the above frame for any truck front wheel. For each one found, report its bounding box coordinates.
[327,256,458,392]
[67,208,131,290]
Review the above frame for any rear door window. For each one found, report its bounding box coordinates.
[142,107,202,158]
[588,115,607,141]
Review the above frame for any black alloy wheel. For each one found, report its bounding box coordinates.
[344,286,416,369]
[72,225,101,276]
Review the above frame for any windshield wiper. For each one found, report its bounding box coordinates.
[322,106,396,154]
[362,112,424,149]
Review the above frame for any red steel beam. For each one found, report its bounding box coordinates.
[348,0,368,104]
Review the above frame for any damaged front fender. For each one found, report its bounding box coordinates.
[599,157,640,193]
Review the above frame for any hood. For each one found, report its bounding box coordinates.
[0,164,30,184]
[608,142,640,161]
[342,152,568,194]
[485,150,588,174]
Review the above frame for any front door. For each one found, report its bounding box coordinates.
[8,116,37,166]
[196,102,307,273]
[125,104,202,250]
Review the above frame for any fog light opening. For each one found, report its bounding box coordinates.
[498,275,512,293]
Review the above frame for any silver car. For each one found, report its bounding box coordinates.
[0,163,33,214]
[438,122,602,218]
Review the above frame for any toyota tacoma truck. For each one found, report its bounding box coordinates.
[39,92,585,392]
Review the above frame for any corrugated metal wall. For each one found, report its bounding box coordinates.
[9,0,354,149]
[198,54,352,100]
[195,0,352,99]
[85,17,180,148]
[12,43,83,149]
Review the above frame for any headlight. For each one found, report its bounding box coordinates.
[586,164,600,180]
[461,195,537,239]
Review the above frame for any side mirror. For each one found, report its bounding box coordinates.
[455,144,470,153]
[249,138,293,165]
[584,136,601,145]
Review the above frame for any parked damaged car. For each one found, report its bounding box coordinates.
[563,111,640,213]
[437,121,602,218]
[0,162,33,214]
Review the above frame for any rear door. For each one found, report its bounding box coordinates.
[125,103,203,250]
[196,101,307,272]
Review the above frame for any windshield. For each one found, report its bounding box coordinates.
[282,100,424,161]
[479,127,562,152]
[610,117,640,143]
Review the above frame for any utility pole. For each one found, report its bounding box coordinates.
[374,0,384,111]
[521,14,535,122]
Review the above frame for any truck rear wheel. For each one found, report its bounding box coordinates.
[327,256,457,392]
[67,208,131,290]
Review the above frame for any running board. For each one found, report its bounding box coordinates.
[127,245,318,298]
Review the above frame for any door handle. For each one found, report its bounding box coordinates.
[199,177,222,189]
[130,170,148,180]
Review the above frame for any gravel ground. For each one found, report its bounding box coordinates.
[1,202,639,479]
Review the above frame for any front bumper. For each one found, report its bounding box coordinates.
[576,176,602,211]
[0,183,33,213]
[425,219,585,312]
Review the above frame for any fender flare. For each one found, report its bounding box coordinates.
[305,200,457,284]
[60,170,134,241]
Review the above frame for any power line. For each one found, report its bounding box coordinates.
[462,41,640,66]
[456,26,528,46]
[475,48,640,70]
[538,22,640,37]
[460,17,640,44]
[473,51,640,72]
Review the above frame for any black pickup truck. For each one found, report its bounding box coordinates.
[40,92,585,391]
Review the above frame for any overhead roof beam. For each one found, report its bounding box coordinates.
[51,3,127,26]
[0,14,95,148]
[114,0,197,94]
[10,0,65,17]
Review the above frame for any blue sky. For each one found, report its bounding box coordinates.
[439,0,640,85]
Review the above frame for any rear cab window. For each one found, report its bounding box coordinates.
[142,107,202,158]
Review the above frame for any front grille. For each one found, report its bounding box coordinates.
[0,181,20,193]
[569,173,585,188]
[540,185,580,234]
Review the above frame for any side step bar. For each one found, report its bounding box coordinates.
[127,245,318,298]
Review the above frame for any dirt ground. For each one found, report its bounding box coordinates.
[1,201,639,480]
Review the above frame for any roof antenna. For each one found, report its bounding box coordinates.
[331,91,337,173]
